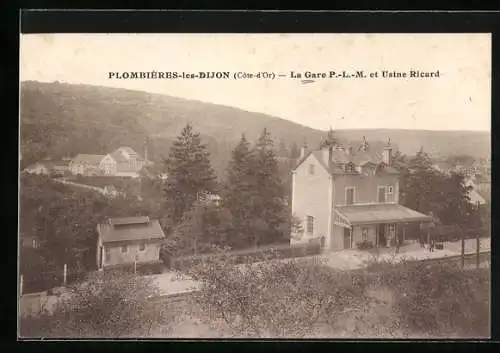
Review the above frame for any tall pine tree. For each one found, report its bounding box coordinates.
[222,134,259,248]
[252,128,288,246]
[163,124,217,230]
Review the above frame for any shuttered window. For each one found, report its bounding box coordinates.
[306,216,315,234]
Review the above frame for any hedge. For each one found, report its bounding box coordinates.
[169,242,322,271]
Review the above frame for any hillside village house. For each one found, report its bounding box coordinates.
[24,162,52,175]
[24,159,71,176]
[291,137,432,250]
[103,185,119,198]
[69,147,152,177]
[96,216,165,269]
[108,147,151,177]
[69,154,107,176]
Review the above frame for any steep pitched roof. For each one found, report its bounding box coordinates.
[295,148,397,176]
[475,189,490,204]
[97,217,165,243]
[71,154,105,165]
[109,150,129,163]
[117,147,137,155]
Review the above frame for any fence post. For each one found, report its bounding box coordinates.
[461,226,465,269]
[63,263,67,286]
[476,228,480,269]
[20,275,23,297]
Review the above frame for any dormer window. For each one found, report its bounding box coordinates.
[345,163,355,173]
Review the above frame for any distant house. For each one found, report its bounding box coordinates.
[24,162,52,176]
[20,233,39,249]
[96,217,166,269]
[475,174,491,194]
[51,160,71,176]
[100,154,118,176]
[465,178,489,206]
[69,154,106,176]
[109,147,153,178]
[103,185,119,198]
[469,189,487,206]
[198,192,222,206]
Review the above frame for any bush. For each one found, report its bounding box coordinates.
[356,240,374,250]
[363,260,490,338]
[170,242,322,271]
[19,270,164,338]
[186,252,369,338]
[186,250,490,338]
[136,263,165,275]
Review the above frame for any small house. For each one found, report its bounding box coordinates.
[96,216,166,269]
[23,162,52,176]
[69,154,106,176]
[103,185,119,198]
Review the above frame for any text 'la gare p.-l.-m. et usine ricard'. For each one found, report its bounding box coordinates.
[107,69,441,80]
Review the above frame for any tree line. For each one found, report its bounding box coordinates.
[161,124,291,259]
[19,124,488,293]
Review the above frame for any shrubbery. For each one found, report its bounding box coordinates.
[363,261,490,337]
[185,250,490,338]
[186,252,368,337]
[169,242,322,272]
[19,270,164,338]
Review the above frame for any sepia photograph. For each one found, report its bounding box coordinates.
[18,33,491,339]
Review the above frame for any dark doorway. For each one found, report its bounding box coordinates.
[343,228,351,249]
[377,224,387,247]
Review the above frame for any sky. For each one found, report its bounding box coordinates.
[20,33,491,132]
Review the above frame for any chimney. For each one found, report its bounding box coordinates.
[300,142,308,159]
[300,146,306,159]
[383,138,392,165]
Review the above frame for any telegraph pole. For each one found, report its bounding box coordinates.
[460,225,465,269]
[476,201,481,269]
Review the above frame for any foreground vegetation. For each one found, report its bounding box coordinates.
[19,254,490,339]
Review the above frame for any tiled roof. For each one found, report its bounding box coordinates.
[336,204,432,225]
[98,217,165,243]
[303,149,398,176]
[71,154,105,165]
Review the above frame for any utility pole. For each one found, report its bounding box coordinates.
[63,263,67,286]
[461,226,465,269]
[476,226,481,269]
